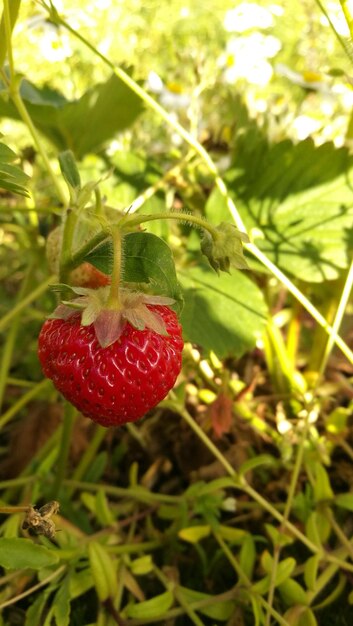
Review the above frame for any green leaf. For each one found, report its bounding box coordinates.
[239,534,256,580]
[86,232,183,312]
[0,141,30,197]
[69,568,94,599]
[305,511,331,546]
[178,586,236,620]
[178,525,211,543]
[265,524,294,548]
[239,454,278,478]
[125,590,174,619]
[0,538,59,570]
[179,264,267,357]
[24,587,51,626]
[335,492,353,512]
[53,574,71,626]
[252,555,296,595]
[312,463,334,502]
[278,578,308,607]
[0,74,143,158]
[88,541,118,601]
[218,525,247,544]
[284,606,318,626]
[206,134,353,283]
[130,555,154,576]
[58,150,81,191]
[304,554,321,591]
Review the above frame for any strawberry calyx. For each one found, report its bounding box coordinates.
[51,286,176,348]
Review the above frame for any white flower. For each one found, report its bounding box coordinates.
[221,33,281,86]
[145,73,191,110]
[37,25,72,63]
[292,115,322,140]
[224,2,274,32]
[145,71,164,94]
[275,63,330,93]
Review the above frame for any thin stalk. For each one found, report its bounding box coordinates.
[264,416,311,626]
[51,402,77,498]
[106,227,123,308]
[324,506,353,562]
[0,274,56,333]
[0,0,21,67]
[214,531,290,626]
[59,209,79,281]
[165,399,322,555]
[62,478,183,504]
[0,378,51,430]
[40,4,353,365]
[0,565,66,611]
[315,0,353,64]
[126,211,219,239]
[154,565,206,626]
[0,263,33,411]
[315,258,353,383]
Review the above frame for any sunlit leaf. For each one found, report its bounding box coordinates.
[0,538,59,570]
[179,263,267,357]
[207,135,353,283]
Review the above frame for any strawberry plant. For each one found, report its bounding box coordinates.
[2,1,353,626]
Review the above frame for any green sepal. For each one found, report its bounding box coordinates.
[59,150,81,193]
[201,222,249,273]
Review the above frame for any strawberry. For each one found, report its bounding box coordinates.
[38,303,183,427]
[46,226,109,288]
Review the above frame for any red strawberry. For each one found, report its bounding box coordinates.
[38,305,183,427]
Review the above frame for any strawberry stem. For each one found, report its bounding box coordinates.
[106,226,123,309]
[123,211,220,240]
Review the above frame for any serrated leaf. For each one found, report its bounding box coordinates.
[125,590,174,619]
[0,142,30,197]
[0,538,59,570]
[206,133,353,283]
[179,264,267,357]
[178,525,211,543]
[86,232,183,312]
[88,541,118,601]
[0,74,143,158]
[178,586,236,620]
